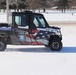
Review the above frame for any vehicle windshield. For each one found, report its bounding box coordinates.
[32,15,48,28]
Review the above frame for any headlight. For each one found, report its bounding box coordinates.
[57,29,60,33]
[52,29,61,35]
[56,29,61,35]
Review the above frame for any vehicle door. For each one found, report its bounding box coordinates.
[30,14,49,45]
[11,13,32,45]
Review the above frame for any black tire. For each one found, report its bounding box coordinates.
[49,39,62,51]
[0,40,6,51]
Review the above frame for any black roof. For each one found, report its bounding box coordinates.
[12,11,42,15]
[24,11,33,13]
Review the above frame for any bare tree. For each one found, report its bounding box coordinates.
[46,0,55,7]
[0,0,6,12]
[8,0,26,11]
[69,0,76,10]
[26,0,47,12]
[55,0,70,12]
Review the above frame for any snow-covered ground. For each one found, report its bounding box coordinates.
[0,12,76,75]
[1,51,76,75]
[43,13,76,22]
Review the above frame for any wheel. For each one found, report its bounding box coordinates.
[49,39,62,51]
[0,40,6,51]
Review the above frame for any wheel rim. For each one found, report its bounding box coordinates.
[52,42,59,49]
[0,42,4,50]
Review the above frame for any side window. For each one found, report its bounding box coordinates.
[32,15,46,28]
[15,16,21,25]
[15,15,26,27]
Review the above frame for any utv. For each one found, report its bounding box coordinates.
[0,11,62,51]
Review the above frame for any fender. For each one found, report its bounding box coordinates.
[48,35,62,45]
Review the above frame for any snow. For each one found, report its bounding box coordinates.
[0,13,7,23]
[0,11,76,75]
[0,52,76,75]
[43,13,76,21]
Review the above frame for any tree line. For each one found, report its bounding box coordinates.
[0,0,76,12]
